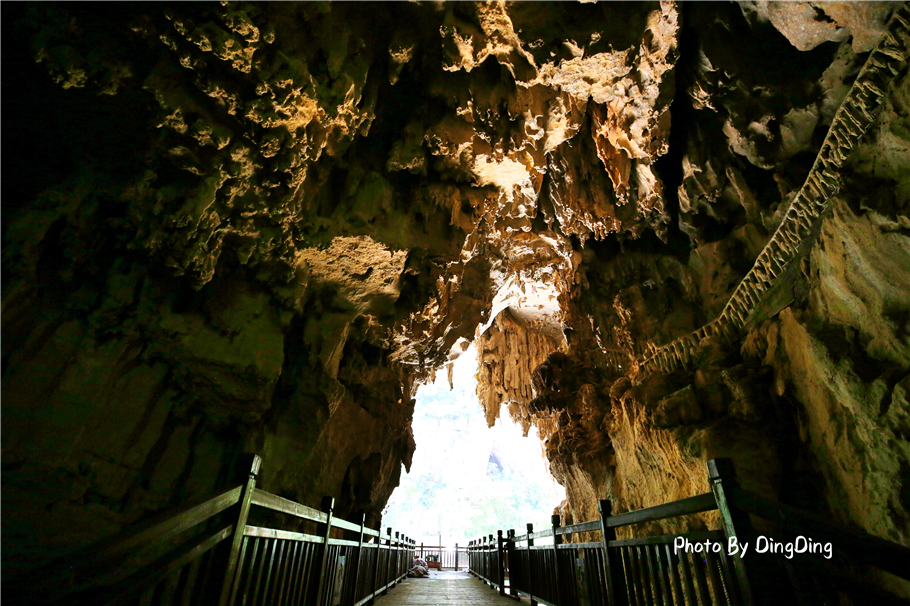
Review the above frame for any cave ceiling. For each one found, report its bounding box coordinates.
[9,1,884,369]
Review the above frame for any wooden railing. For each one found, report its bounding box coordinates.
[9,454,415,606]
[414,544,469,570]
[469,458,910,606]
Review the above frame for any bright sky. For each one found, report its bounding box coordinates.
[381,345,565,546]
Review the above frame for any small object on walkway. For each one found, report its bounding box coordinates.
[407,556,429,578]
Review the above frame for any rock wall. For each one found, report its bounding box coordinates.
[537,1,910,560]
[3,1,909,593]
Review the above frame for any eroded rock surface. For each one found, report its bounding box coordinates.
[3,2,910,592]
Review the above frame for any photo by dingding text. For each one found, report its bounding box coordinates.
[673,536,833,560]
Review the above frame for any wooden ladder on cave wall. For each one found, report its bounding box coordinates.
[468,458,910,606]
[8,454,415,606]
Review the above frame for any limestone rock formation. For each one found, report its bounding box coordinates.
[3,2,910,596]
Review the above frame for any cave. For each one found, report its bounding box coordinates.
[2,1,910,604]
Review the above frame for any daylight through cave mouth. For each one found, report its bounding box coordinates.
[381,344,565,546]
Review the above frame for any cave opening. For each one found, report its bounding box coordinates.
[381,343,565,549]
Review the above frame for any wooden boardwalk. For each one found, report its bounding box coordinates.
[374,571,521,605]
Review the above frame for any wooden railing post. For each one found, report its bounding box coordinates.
[404,535,409,579]
[480,537,485,581]
[218,453,261,606]
[470,540,475,575]
[527,524,537,606]
[488,534,495,587]
[497,530,506,595]
[598,500,627,606]
[489,534,494,582]
[315,496,336,606]
[382,527,392,594]
[367,520,383,605]
[393,532,400,586]
[349,512,366,606]
[508,529,518,598]
[708,458,764,606]
[551,514,563,606]
[405,536,410,577]
[397,534,403,581]
[481,537,486,581]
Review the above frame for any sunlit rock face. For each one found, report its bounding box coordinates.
[2,0,909,586]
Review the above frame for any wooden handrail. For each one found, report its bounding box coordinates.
[89,525,235,606]
[91,484,243,564]
[608,529,724,548]
[250,488,327,523]
[67,484,243,579]
[554,520,601,536]
[473,457,910,605]
[329,516,366,534]
[510,529,727,550]
[528,528,554,540]
[10,483,244,605]
[243,525,325,543]
[10,455,415,606]
[605,492,717,528]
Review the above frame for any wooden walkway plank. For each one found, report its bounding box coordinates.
[373,571,520,605]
